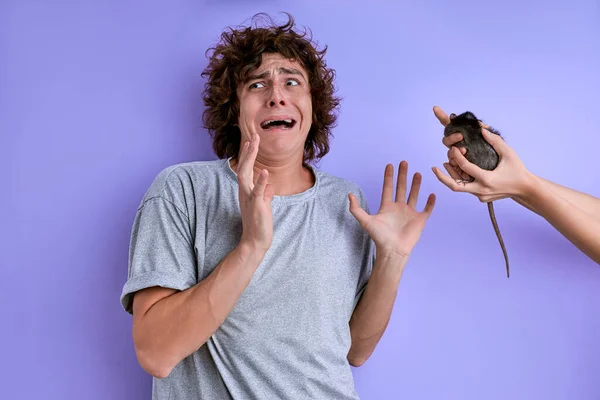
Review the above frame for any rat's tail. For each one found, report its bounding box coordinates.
[488,202,510,278]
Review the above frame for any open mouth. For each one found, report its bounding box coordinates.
[260,119,296,130]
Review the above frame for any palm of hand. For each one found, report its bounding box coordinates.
[349,162,436,257]
[365,200,430,257]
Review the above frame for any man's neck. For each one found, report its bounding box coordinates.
[230,156,315,196]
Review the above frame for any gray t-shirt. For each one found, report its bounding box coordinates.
[120,158,375,399]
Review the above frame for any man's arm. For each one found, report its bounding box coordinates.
[347,252,408,367]
[347,162,435,366]
[132,242,265,378]
[131,134,274,378]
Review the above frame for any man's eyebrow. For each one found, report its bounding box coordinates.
[245,67,306,82]
[279,67,305,78]
[246,71,270,82]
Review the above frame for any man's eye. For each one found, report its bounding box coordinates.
[286,79,299,86]
[250,82,265,89]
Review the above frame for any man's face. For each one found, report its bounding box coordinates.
[236,53,312,161]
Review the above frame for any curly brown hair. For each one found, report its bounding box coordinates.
[201,12,340,164]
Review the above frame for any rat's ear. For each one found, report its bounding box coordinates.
[449,113,457,120]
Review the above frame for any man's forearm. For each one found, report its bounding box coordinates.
[518,175,600,263]
[133,242,265,378]
[347,251,408,367]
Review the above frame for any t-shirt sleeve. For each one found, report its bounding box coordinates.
[120,194,197,314]
[352,186,375,309]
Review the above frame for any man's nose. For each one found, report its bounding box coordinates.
[267,85,286,107]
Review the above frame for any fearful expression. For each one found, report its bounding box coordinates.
[236,53,313,161]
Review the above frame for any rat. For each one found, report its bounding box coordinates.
[443,111,510,278]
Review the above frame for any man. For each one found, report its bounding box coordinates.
[432,106,600,264]
[120,13,435,399]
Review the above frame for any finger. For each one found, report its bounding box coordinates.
[237,138,253,174]
[238,135,260,190]
[446,147,470,178]
[252,169,269,198]
[443,162,463,181]
[442,133,464,148]
[348,193,370,228]
[450,147,487,181]
[431,166,476,193]
[236,141,252,194]
[447,145,466,162]
[448,155,458,167]
[247,134,260,163]
[481,128,507,155]
[237,140,250,167]
[450,159,473,181]
[448,156,471,181]
[433,106,450,126]
[432,166,464,191]
[458,168,473,181]
[395,161,408,202]
[381,164,394,204]
[422,193,436,218]
[407,172,421,208]
[264,183,274,203]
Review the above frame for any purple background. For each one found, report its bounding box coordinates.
[2,1,599,399]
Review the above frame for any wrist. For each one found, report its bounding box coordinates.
[514,171,544,203]
[237,239,268,265]
[373,247,409,285]
[375,246,410,266]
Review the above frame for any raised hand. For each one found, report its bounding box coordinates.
[236,134,274,253]
[431,106,534,202]
[349,162,436,258]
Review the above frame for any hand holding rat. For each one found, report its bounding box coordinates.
[349,161,435,258]
[431,106,535,202]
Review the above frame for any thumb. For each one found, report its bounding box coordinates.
[264,183,274,204]
[433,105,451,126]
[482,128,508,155]
[348,193,370,228]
